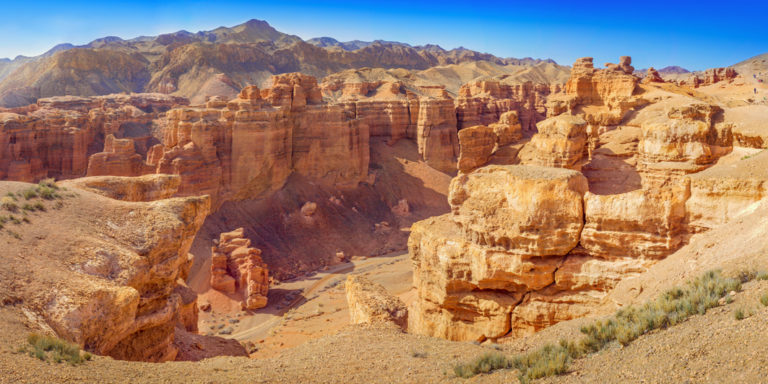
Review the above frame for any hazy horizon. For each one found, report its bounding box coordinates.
[1,0,766,70]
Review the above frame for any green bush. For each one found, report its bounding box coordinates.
[24,333,91,365]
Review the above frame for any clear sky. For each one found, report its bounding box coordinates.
[0,0,766,70]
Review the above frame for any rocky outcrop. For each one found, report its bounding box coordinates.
[581,186,689,259]
[638,103,732,184]
[519,114,588,170]
[456,80,556,133]
[345,275,408,330]
[409,165,588,341]
[679,67,738,88]
[0,93,186,182]
[86,134,155,177]
[685,149,768,232]
[642,67,664,84]
[61,174,181,202]
[210,228,269,310]
[457,125,496,172]
[490,110,523,146]
[0,180,210,362]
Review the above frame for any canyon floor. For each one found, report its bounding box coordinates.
[2,274,767,383]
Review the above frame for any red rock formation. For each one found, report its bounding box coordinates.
[519,114,588,170]
[0,93,187,182]
[642,67,664,84]
[456,80,557,133]
[679,67,738,88]
[87,134,155,176]
[210,228,269,310]
[457,125,496,172]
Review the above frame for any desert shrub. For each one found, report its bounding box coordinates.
[1,197,18,212]
[22,203,36,212]
[735,308,745,320]
[761,294,768,307]
[511,344,570,383]
[453,270,746,380]
[37,178,58,190]
[9,215,21,225]
[33,202,45,211]
[757,272,768,281]
[22,189,38,200]
[24,333,91,365]
[453,352,511,378]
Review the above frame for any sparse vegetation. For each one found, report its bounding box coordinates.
[734,308,746,320]
[741,149,767,160]
[760,293,768,307]
[412,351,428,358]
[21,333,92,365]
[0,180,71,236]
[1,196,18,212]
[453,270,746,382]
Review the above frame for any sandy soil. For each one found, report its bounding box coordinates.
[195,252,414,358]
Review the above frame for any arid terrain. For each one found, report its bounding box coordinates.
[0,16,767,384]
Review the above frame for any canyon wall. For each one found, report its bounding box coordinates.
[0,179,209,362]
[0,94,186,182]
[409,56,767,342]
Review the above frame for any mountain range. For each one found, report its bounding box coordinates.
[0,19,555,107]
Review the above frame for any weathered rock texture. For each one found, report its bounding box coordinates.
[210,228,269,310]
[410,165,589,341]
[519,114,588,170]
[0,93,186,182]
[408,56,763,342]
[638,103,732,184]
[345,275,408,330]
[0,180,209,362]
[61,174,181,202]
[685,149,768,232]
[678,67,738,88]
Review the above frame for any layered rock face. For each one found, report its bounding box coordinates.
[638,103,732,184]
[678,67,738,87]
[408,56,760,342]
[409,165,588,341]
[345,275,408,330]
[0,93,186,182]
[100,73,373,207]
[0,180,210,362]
[685,149,768,232]
[457,125,496,172]
[61,174,181,202]
[581,187,689,258]
[87,134,156,176]
[456,80,557,133]
[519,114,588,169]
[210,228,269,310]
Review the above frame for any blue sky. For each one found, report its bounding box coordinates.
[0,0,765,70]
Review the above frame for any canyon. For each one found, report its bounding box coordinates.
[0,17,767,384]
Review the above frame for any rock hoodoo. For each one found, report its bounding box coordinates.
[210,228,269,310]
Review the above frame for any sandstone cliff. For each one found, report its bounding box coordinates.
[0,180,209,362]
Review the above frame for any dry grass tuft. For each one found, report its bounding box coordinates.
[453,270,746,382]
